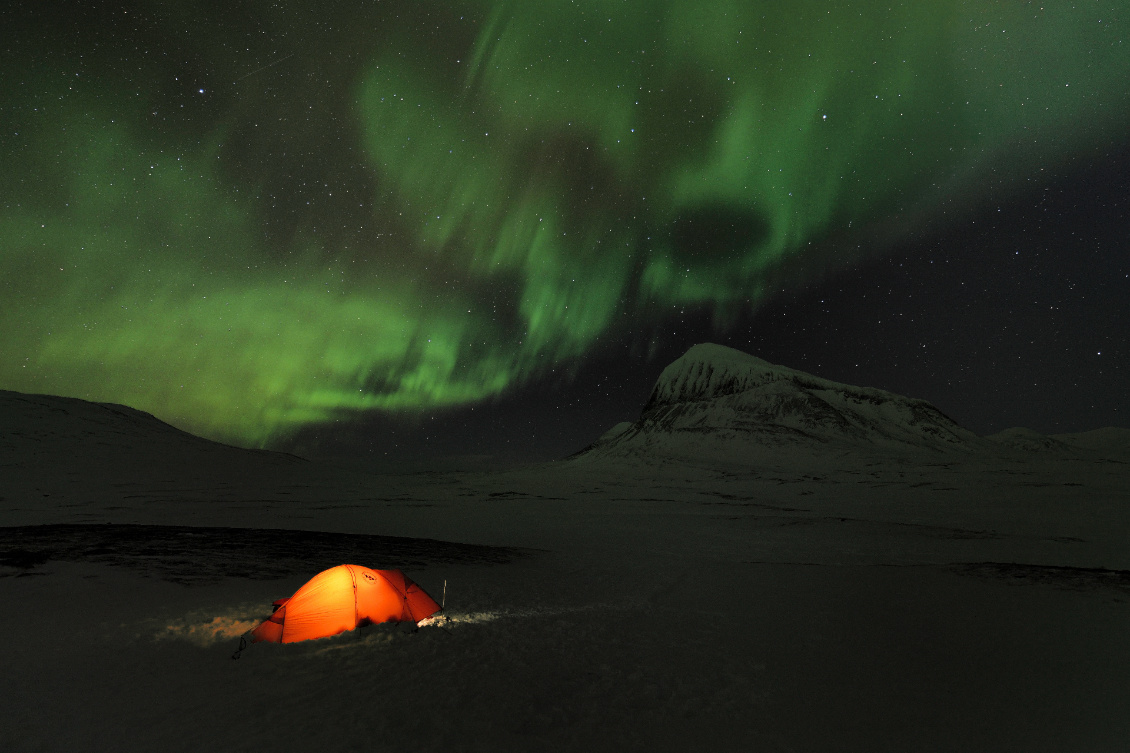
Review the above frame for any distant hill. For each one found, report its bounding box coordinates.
[0,390,305,495]
[0,389,303,462]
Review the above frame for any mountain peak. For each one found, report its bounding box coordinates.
[649,343,828,407]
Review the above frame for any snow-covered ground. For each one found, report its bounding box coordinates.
[3,354,1129,751]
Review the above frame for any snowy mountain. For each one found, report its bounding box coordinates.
[575,343,982,462]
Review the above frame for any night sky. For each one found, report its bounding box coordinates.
[2,1,1127,468]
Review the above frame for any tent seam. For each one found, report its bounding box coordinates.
[347,564,359,627]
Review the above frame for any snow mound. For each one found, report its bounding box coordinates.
[985,427,1076,454]
[596,421,634,442]
[1053,427,1130,461]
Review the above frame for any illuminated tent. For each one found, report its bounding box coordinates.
[251,564,441,644]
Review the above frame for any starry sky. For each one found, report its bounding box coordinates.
[2,1,1127,468]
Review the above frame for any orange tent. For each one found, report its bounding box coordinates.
[251,564,441,644]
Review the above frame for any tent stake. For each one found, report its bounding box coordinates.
[231,633,248,660]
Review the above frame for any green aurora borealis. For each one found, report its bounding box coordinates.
[3,1,1127,447]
